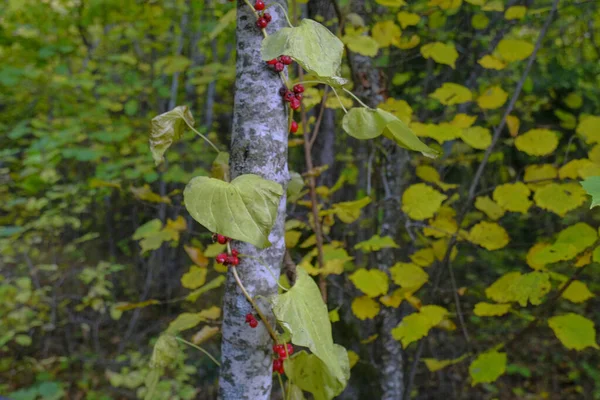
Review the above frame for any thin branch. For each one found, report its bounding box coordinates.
[308,88,330,150]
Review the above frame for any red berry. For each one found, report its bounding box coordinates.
[273,344,284,353]
[295,93,303,101]
[274,62,284,72]
[246,313,254,323]
[249,319,258,328]
[290,121,298,133]
[286,343,294,355]
[227,256,239,266]
[216,234,228,244]
[256,18,268,29]
[290,98,301,110]
[263,13,272,22]
[216,253,227,264]
[277,347,288,359]
[280,55,293,65]
[254,0,265,10]
[267,59,278,65]
[273,359,283,373]
[283,90,294,102]
[293,84,305,94]
[231,249,239,257]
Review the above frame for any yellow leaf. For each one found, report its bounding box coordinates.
[204,242,226,257]
[343,34,380,57]
[331,197,372,223]
[526,243,550,270]
[420,42,459,68]
[505,5,527,19]
[450,114,477,128]
[533,183,587,216]
[428,0,462,10]
[524,164,557,186]
[347,350,360,369]
[481,0,503,11]
[575,251,592,267]
[351,296,380,320]
[559,159,600,179]
[375,0,406,6]
[468,221,510,251]
[506,115,520,136]
[430,83,472,105]
[324,94,354,110]
[379,98,413,124]
[402,183,448,220]
[416,165,457,191]
[410,248,436,267]
[380,288,410,307]
[471,14,489,29]
[395,34,420,49]
[564,92,583,109]
[530,223,597,265]
[184,245,209,267]
[372,20,401,47]
[424,214,458,238]
[192,326,219,345]
[474,302,511,317]
[496,39,534,62]
[389,262,429,292]
[432,238,458,261]
[474,196,505,220]
[477,86,508,109]
[285,230,302,248]
[493,182,532,213]
[329,308,340,323]
[478,55,506,70]
[460,126,492,149]
[486,271,551,306]
[465,0,485,4]
[391,305,448,347]
[424,356,466,372]
[514,129,559,156]
[421,122,462,144]
[589,145,600,163]
[561,281,594,303]
[181,266,208,290]
[397,11,420,28]
[130,185,172,204]
[576,116,600,144]
[548,313,599,351]
[349,268,390,297]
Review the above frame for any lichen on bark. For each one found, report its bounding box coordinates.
[218,1,289,399]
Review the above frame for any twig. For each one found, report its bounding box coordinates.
[175,336,221,367]
[308,88,330,150]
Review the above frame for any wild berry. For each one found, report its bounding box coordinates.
[267,59,278,65]
[249,319,258,328]
[290,120,298,133]
[263,13,272,22]
[273,359,283,373]
[274,62,284,72]
[227,255,239,266]
[277,347,288,359]
[293,84,305,94]
[256,17,268,29]
[280,55,293,65]
[286,343,294,355]
[216,253,227,264]
[216,234,228,244]
[231,248,239,257]
[245,313,254,323]
[295,93,303,101]
[273,344,284,353]
[283,90,295,102]
[290,98,301,110]
[254,0,265,10]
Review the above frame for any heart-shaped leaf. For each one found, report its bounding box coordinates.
[184,174,283,248]
[272,268,348,386]
[150,106,194,165]
[261,19,344,83]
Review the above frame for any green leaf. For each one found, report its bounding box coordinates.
[469,351,507,386]
[272,268,348,386]
[150,334,180,369]
[548,313,599,350]
[581,176,600,208]
[261,19,344,82]
[285,348,350,400]
[186,275,227,302]
[149,106,195,165]
[181,266,208,289]
[167,307,221,333]
[184,174,283,248]
[133,219,162,240]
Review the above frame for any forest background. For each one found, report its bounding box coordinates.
[2,0,600,399]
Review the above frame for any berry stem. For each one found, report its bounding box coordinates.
[174,336,221,367]
[342,87,371,109]
[269,2,294,28]
[296,80,349,114]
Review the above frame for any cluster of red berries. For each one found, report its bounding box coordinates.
[266,55,292,73]
[245,313,258,328]
[212,234,239,266]
[272,343,294,374]
[279,83,304,111]
[255,1,272,29]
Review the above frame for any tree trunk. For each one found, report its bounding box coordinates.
[218,1,289,399]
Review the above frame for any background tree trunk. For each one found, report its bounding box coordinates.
[218,1,289,399]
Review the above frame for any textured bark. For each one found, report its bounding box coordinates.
[218,1,289,399]
[349,1,407,398]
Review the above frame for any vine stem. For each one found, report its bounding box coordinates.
[294,3,327,303]
[174,336,221,367]
[270,2,294,28]
[342,87,370,109]
[277,372,287,399]
[183,120,220,153]
[298,80,348,113]
[243,253,289,292]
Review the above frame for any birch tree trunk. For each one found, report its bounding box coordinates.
[218,1,289,399]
